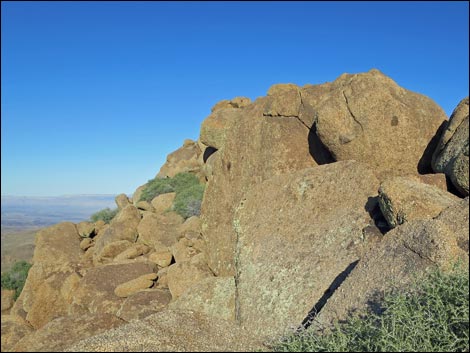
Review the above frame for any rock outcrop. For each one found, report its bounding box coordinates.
[432,97,469,196]
[235,161,380,338]
[2,70,468,352]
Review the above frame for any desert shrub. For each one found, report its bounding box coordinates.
[90,207,118,223]
[139,177,175,202]
[173,183,205,219]
[273,264,469,352]
[1,260,32,300]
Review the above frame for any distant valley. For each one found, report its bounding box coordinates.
[1,194,117,272]
[1,194,117,231]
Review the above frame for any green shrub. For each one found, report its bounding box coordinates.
[173,183,205,219]
[139,177,175,202]
[90,207,119,223]
[273,264,469,352]
[139,172,205,219]
[1,260,32,300]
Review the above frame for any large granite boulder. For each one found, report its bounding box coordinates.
[200,91,324,276]
[93,205,141,260]
[15,222,82,329]
[311,69,447,179]
[1,315,33,352]
[156,139,203,179]
[137,211,184,248]
[169,276,235,321]
[235,161,380,339]
[11,313,124,352]
[71,262,156,316]
[315,197,469,329]
[432,97,469,196]
[65,310,265,352]
[116,289,172,322]
[378,176,460,228]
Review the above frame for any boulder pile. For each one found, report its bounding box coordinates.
[1,69,468,352]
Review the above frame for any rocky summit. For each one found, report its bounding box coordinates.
[1,69,468,352]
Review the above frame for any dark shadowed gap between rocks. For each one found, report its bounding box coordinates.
[417,120,447,174]
[308,123,335,165]
[203,146,218,163]
[365,196,391,235]
[298,260,360,331]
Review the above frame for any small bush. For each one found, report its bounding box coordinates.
[90,207,119,223]
[273,264,469,352]
[173,183,205,219]
[1,260,32,300]
[139,173,205,219]
[139,177,175,202]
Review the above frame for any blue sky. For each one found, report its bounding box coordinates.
[2,1,469,197]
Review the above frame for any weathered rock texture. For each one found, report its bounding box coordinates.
[378,176,460,228]
[200,92,321,276]
[315,197,469,329]
[235,161,380,339]
[432,97,469,196]
[12,314,124,352]
[157,139,203,179]
[311,69,447,179]
[3,70,467,352]
[65,310,265,352]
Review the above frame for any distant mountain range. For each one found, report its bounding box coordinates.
[1,194,118,230]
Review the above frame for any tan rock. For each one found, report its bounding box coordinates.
[148,250,173,268]
[132,183,147,205]
[200,108,241,150]
[201,92,321,276]
[25,271,74,329]
[156,140,203,179]
[95,240,133,264]
[115,193,131,209]
[1,289,16,313]
[167,254,213,299]
[65,310,264,352]
[1,315,33,352]
[136,200,155,212]
[71,262,156,316]
[114,273,158,298]
[151,192,176,214]
[312,69,447,179]
[264,83,301,117]
[116,289,172,321]
[137,211,184,248]
[93,220,107,237]
[415,173,448,191]
[378,176,460,228]
[436,197,469,253]
[211,96,251,112]
[12,313,123,352]
[171,237,199,263]
[156,267,169,288]
[93,205,141,260]
[235,161,380,339]
[178,215,202,240]
[316,213,468,330]
[76,221,95,238]
[169,276,235,321]
[14,223,82,328]
[432,97,469,196]
[79,237,93,251]
[113,243,150,262]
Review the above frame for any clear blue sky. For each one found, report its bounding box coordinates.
[2,1,469,197]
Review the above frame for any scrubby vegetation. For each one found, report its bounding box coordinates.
[140,172,205,219]
[1,260,33,300]
[273,264,469,352]
[90,207,119,223]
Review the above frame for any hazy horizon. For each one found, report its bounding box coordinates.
[2,2,469,196]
